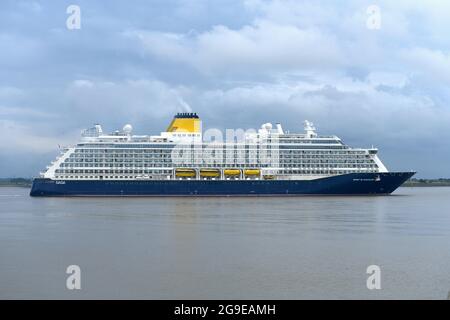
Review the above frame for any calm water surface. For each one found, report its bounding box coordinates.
[1,187,450,299]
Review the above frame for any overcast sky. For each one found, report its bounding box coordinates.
[1,0,450,178]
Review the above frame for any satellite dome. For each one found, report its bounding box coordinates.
[123,124,133,134]
[263,123,273,130]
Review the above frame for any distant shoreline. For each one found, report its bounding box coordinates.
[2,177,450,188]
[403,178,450,187]
[0,178,32,188]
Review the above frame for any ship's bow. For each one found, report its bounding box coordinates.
[379,171,416,194]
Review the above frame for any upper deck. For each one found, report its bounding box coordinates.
[40,113,387,181]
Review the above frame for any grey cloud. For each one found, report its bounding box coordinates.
[1,0,450,178]
[401,47,450,85]
[128,20,345,75]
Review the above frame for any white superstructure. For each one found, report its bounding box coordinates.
[41,113,388,181]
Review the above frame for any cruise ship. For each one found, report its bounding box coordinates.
[30,113,415,196]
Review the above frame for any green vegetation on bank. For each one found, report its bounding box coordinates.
[403,178,450,187]
[1,177,450,187]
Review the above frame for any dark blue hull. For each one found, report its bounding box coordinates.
[30,172,415,197]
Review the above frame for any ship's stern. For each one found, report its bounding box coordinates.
[29,178,53,197]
